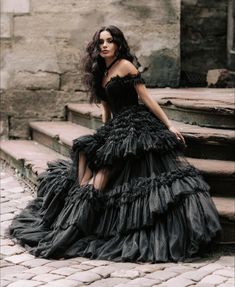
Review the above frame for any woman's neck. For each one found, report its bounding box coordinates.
[104,56,117,67]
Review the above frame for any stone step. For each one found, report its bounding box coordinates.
[187,158,235,197]
[29,120,234,197]
[150,88,235,129]
[0,139,234,243]
[0,140,67,185]
[212,197,235,244]
[67,103,235,160]
[30,121,93,157]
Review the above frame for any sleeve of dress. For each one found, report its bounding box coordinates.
[124,72,146,86]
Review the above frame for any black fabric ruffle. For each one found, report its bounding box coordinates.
[105,72,145,88]
[8,156,221,262]
[62,191,220,262]
[7,97,221,262]
[72,105,185,171]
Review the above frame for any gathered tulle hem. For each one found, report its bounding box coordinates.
[8,159,221,262]
[23,192,221,262]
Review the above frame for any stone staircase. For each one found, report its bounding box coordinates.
[1,88,234,244]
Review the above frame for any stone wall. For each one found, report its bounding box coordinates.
[228,0,235,72]
[181,0,228,86]
[0,0,180,139]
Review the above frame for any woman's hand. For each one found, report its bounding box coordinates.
[168,126,186,145]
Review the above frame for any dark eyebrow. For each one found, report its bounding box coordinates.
[99,37,113,40]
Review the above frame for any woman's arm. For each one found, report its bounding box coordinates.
[136,84,185,144]
[101,101,112,123]
[119,60,185,143]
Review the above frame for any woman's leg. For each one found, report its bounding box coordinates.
[78,152,109,190]
[78,152,93,186]
[92,168,110,191]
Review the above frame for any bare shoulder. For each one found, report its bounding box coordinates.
[118,59,139,75]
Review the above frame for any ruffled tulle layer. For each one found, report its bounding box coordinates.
[8,158,221,262]
[72,104,185,171]
[8,104,221,262]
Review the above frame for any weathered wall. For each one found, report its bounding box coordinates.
[227,0,235,72]
[0,0,180,139]
[181,0,228,86]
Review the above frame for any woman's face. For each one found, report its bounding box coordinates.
[99,30,118,59]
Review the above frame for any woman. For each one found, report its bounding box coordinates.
[9,25,221,262]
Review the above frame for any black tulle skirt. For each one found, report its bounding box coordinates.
[8,104,221,262]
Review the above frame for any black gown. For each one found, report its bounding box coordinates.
[8,72,222,262]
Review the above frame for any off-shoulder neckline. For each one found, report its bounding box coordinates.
[102,72,142,89]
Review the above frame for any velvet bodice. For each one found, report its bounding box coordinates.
[99,72,145,115]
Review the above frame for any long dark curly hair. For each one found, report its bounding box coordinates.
[82,25,140,103]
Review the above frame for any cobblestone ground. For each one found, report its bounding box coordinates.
[1,162,234,287]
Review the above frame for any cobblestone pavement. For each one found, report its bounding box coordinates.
[1,162,234,287]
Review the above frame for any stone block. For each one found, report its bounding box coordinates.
[227,278,235,286]
[111,270,140,279]
[22,259,50,268]
[0,113,9,139]
[68,271,101,283]
[55,45,82,74]
[7,280,42,287]
[0,70,11,90]
[207,69,232,88]
[51,267,79,276]
[46,279,83,287]
[4,253,34,264]
[181,270,211,282]
[60,71,84,92]
[31,0,112,13]
[146,270,178,281]
[27,266,55,274]
[1,244,25,256]
[3,272,35,281]
[0,265,28,278]
[214,268,234,278]
[141,48,180,87]
[32,273,64,283]
[215,256,235,267]
[81,260,109,267]
[11,71,60,90]
[31,0,180,23]
[162,276,194,287]
[8,117,35,138]
[4,90,70,118]
[91,266,116,278]
[0,238,14,246]
[2,89,82,138]
[1,0,30,13]
[70,264,93,271]
[133,264,164,273]
[88,278,130,287]
[14,14,80,39]
[127,277,160,286]
[199,274,227,285]
[44,260,72,268]
[0,14,12,39]
[164,265,194,273]
[3,39,60,74]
